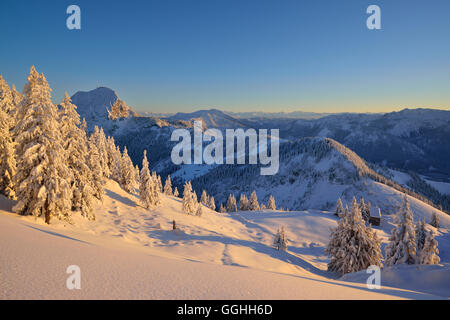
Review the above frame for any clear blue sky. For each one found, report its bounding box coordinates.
[1,0,449,113]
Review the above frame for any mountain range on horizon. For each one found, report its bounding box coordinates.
[70,87,450,214]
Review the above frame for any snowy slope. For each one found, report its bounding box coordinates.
[1,179,449,299]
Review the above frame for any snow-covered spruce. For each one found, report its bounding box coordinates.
[415,218,427,253]
[173,187,179,197]
[417,230,440,265]
[326,197,382,274]
[273,226,288,251]
[182,181,198,215]
[59,93,97,219]
[208,196,216,211]
[334,198,344,217]
[239,193,249,211]
[164,175,173,195]
[13,67,72,223]
[226,194,237,212]
[120,146,136,193]
[249,191,260,211]
[267,195,276,210]
[385,195,417,266]
[139,150,160,209]
[430,211,440,229]
[0,76,17,199]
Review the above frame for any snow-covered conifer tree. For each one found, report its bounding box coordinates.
[173,187,179,197]
[226,194,237,212]
[326,197,383,274]
[417,231,440,265]
[249,191,260,211]
[239,193,249,211]
[59,93,95,219]
[200,190,208,205]
[0,108,16,199]
[87,133,105,201]
[415,218,427,253]
[267,195,276,210]
[335,198,344,217]
[385,195,417,266]
[195,204,203,217]
[430,211,440,229]
[91,126,111,178]
[139,150,159,208]
[359,197,370,222]
[219,203,226,213]
[273,226,288,251]
[164,175,173,195]
[182,181,197,214]
[208,196,216,211]
[120,146,136,193]
[13,67,72,223]
[10,84,23,110]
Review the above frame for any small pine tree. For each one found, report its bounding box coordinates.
[249,191,260,211]
[182,181,197,214]
[195,204,203,217]
[219,203,226,213]
[164,175,173,195]
[200,190,208,205]
[417,231,440,265]
[415,218,427,253]
[359,197,370,222]
[120,147,136,193]
[267,195,276,210]
[173,187,179,197]
[335,198,344,217]
[430,211,440,229]
[226,194,237,212]
[385,196,417,266]
[239,193,249,211]
[273,226,288,251]
[208,196,216,211]
[139,150,160,209]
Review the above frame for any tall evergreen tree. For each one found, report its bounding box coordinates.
[0,107,16,199]
[385,196,417,266]
[59,93,95,219]
[13,67,72,223]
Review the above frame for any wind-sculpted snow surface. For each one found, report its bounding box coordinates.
[0,179,449,299]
